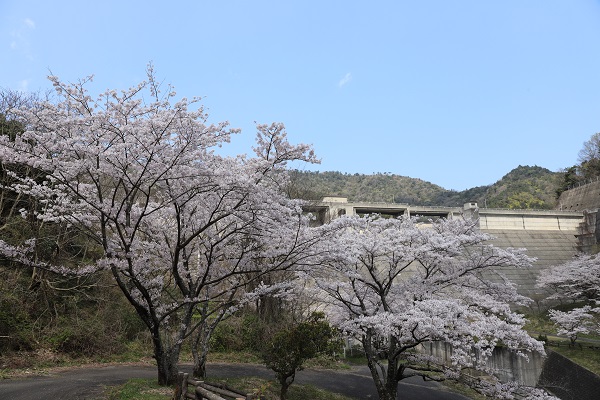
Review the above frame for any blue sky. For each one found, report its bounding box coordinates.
[2,1,600,190]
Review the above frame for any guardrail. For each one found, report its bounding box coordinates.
[174,372,265,400]
[565,175,600,191]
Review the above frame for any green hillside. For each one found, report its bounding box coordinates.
[289,165,560,210]
[482,165,561,209]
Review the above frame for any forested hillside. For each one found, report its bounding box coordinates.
[483,165,561,209]
[289,165,561,209]
[287,170,448,204]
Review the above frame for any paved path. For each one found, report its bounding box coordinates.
[0,362,470,400]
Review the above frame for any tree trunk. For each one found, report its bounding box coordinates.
[280,381,289,400]
[278,373,294,400]
[153,332,181,386]
[384,339,399,400]
[192,320,215,379]
[383,377,398,400]
[363,334,398,400]
[192,346,207,379]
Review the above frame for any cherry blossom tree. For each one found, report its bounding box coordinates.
[537,253,600,345]
[307,215,549,400]
[0,67,320,385]
[548,306,598,345]
[537,253,600,304]
[185,197,325,379]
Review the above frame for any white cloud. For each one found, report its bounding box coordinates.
[338,72,352,88]
[18,80,30,92]
[9,18,35,59]
[24,18,35,29]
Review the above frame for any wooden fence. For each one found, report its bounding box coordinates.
[174,372,265,400]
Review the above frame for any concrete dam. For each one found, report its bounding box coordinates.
[305,195,586,303]
[304,183,600,397]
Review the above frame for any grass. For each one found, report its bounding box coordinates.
[523,312,600,376]
[105,377,355,400]
[335,352,369,366]
[101,339,155,363]
[0,340,155,379]
[204,350,263,365]
[547,342,600,375]
[204,376,355,400]
[0,349,97,378]
[102,349,360,400]
[442,380,488,400]
[105,378,173,400]
[206,350,356,370]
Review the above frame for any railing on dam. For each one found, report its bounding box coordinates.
[303,198,584,231]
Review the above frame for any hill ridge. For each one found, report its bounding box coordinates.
[289,165,560,210]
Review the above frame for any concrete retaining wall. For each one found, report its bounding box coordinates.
[538,350,600,400]
[421,342,544,387]
[422,343,600,399]
[557,179,600,211]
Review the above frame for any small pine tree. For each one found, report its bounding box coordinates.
[261,312,338,400]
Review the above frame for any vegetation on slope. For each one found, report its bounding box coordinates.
[289,165,561,209]
[482,165,561,209]
[555,132,600,198]
[287,170,447,204]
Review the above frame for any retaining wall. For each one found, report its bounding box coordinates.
[557,179,600,211]
[538,350,600,400]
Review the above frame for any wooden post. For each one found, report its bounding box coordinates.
[174,372,184,400]
[182,373,189,400]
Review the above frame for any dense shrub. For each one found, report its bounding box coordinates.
[0,267,146,360]
[210,313,269,353]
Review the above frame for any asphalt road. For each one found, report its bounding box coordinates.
[0,363,470,400]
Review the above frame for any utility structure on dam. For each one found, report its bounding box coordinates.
[304,195,587,305]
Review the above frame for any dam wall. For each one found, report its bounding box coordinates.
[304,198,583,302]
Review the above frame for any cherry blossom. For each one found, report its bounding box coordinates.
[307,215,551,400]
[0,66,320,385]
[548,306,599,345]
